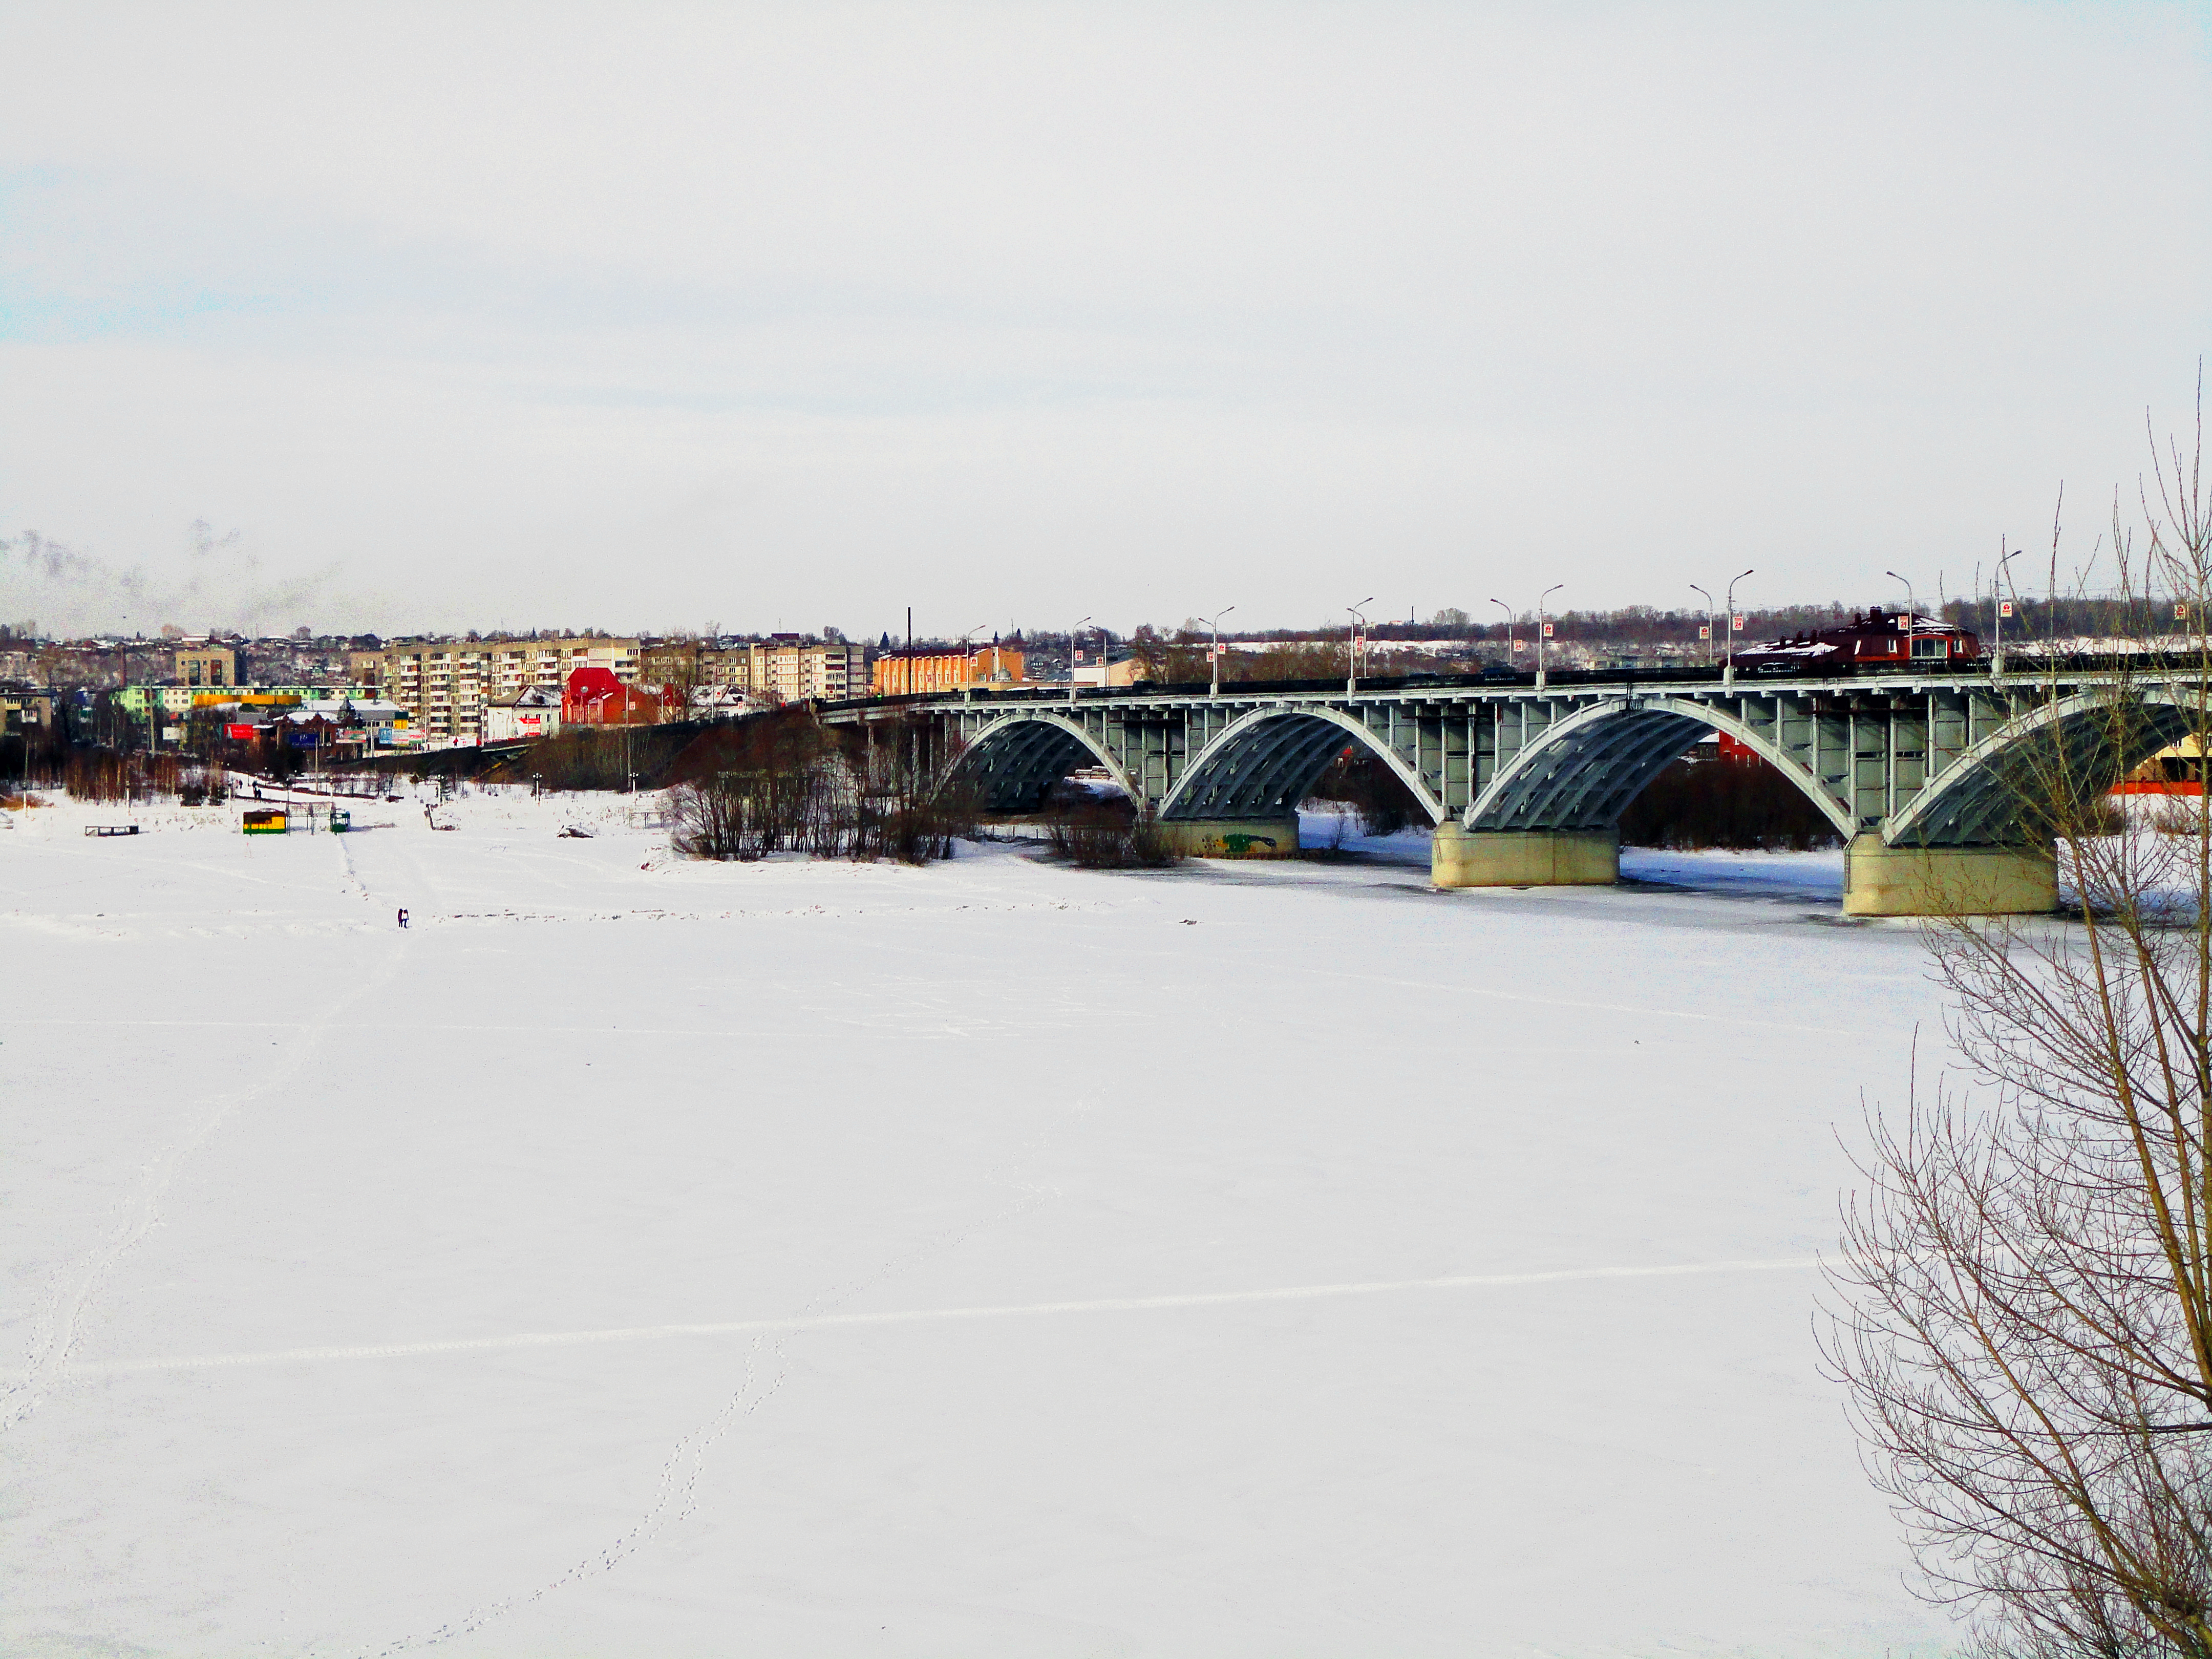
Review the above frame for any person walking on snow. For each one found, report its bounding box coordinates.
[397,908,409,929]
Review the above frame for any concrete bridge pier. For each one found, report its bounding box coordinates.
[1431,824,1621,888]
[1159,817,1302,859]
[1842,835,2057,917]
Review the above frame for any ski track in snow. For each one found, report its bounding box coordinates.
[349,1119,1065,1653]
[85,1257,1816,1378]
[3,923,406,1435]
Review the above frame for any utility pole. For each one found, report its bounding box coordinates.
[1346,598,1373,696]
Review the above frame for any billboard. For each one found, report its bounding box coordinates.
[287,729,320,748]
[225,723,258,740]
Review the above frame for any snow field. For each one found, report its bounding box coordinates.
[3,790,1948,1655]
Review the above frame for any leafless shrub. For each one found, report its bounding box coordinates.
[668,710,974,865]
[1045,804,1180,868]
[2150,797,2208,837]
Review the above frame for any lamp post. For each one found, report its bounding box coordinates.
[1722,568,1753,688]
[1991,544,2020,676]
[1068,615,1091,708]
[1536,584,1561,690]
[1886,570,1916,668]
[1488,599,1515,673]
[1205,605,1236,697]
[1689,583,1715,668]
[1346,598,1374,696]
[955,623,990,700]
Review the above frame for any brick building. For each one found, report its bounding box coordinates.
[872,643,1026,697]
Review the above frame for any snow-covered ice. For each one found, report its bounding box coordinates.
[4,790,1952,1655]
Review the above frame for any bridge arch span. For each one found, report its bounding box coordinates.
[1158,705,1447,824]
[943,711,1141,813]
[1467,696,1856,840]
[1884,685,2195,846]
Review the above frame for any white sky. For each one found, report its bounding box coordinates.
[1,2,2207,639]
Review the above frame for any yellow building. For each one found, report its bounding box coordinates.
[872,644,1026,696]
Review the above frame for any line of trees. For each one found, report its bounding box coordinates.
[666,709,975,863]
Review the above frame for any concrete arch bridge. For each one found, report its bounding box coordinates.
[819,672,2204,915]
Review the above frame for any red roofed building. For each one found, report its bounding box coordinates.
[564,666,661,727]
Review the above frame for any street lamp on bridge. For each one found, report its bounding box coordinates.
[1722,568,1753,688]
[1536,584,1562,690]
[1345,597,1373,696]
[955,624,991,699]
[1689,583,1715,668]
[1488,598,1515,671]
[1885,570,1916,667]
[1068,616,1092,708]
[1205,605,1236,697]
[1992,543,2020,675]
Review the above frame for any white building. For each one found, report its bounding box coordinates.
[483,685,564,743]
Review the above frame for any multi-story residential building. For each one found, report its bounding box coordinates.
[348,637,639,745]
[749,636,869,702]
[643,637,871,707]
[174,646,241,688]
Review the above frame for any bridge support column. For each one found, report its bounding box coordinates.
[1431,824,1619,888]
[1158,817,1302,859]
[1842,835,2056,917]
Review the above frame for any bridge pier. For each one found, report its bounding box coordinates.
[1158,817,1302,859]
[1842,835,2056,917]
[1431,824,1620,888]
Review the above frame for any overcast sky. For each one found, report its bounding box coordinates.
[2,2,2207,641]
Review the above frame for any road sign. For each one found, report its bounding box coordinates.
[2000,601,2014,619]
[1541,623,1554,639]
[1698,624,1710,640]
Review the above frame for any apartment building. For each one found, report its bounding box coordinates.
[349,637,639,745]
[174,647,242,688]
[642,637,871,707]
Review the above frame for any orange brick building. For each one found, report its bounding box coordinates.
[871,644,1026,697]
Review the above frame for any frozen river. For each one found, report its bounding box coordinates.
[3,790,1952,1656]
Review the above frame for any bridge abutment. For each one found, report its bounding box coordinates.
[1158,817,1302,859]
[1842,834,2057,917]
[1431,824,1620,888]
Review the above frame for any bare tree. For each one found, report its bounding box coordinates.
[1825,375,2212,1657]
